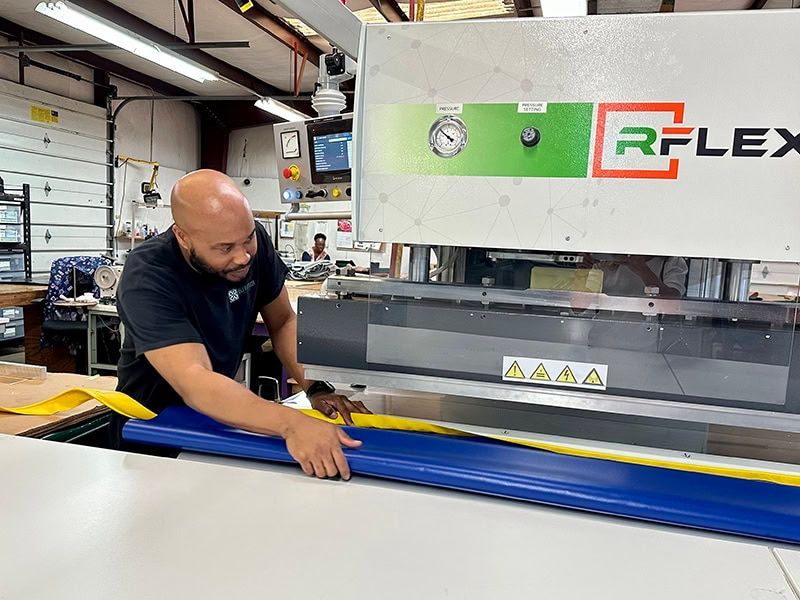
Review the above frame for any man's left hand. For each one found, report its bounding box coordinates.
[310,393,372,426]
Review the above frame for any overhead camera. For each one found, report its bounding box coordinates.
[324,48,347,77]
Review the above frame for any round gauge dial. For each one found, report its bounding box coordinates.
[429,116,468,158]
[520,126,541,148]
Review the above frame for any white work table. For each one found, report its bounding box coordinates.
[776,549,800,593]
[1,435,799,599]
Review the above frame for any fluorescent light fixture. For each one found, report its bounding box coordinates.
[540,0,588,17]
[235,0,254,13]
[254,98,310,122]
[35,1,218,83]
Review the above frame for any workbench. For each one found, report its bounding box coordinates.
[0,282,46,308]
[0,371,117,439]
[1,434,798,600]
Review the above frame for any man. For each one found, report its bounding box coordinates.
[116,169,370,479]
[301,233,331,262]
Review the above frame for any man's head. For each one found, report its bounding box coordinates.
[313,233,327,254]
[171,169,256,283]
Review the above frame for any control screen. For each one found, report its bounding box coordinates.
[312,131,352,173]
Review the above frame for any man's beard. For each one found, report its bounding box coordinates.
[189,247,251,281]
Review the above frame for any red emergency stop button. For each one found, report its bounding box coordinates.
[283,165,300,181]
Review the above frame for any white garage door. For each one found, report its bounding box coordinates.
[0,78,111,277]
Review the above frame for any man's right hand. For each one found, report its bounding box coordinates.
[282,412,362,480]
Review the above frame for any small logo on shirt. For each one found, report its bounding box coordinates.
[228,280,255,304]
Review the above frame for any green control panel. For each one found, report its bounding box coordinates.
[369,102,593,178]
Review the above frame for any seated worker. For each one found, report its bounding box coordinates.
[116,169,370,479]
[301,233,331,262]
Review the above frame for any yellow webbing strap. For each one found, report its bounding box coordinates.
[3,388,798,487]
[0,388,157,420]
[303,410,800,488]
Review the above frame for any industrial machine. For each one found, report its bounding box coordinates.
[294,10,800,441]
[93,264,123,302]
[112,8,800,583]
[273,112,353,205]
[273,46,356,209]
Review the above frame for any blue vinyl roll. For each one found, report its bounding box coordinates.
[124,406,800,545]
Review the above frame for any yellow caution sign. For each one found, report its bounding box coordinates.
[556,365,577,384]
[503,356,608,390]
[530,363,551,382]
[504,360,526,379]
[583,368,604,387]
[30,105,59,124]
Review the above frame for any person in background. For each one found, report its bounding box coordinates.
[302,233,331,262]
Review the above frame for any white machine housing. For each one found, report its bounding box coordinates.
[352,11,800,262]
[94,265,123,300]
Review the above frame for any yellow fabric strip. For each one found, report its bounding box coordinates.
[0,388,157,420]
[302,410,800,488]
[3,388,797,487]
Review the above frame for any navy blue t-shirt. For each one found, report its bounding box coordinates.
[116,221,287,413]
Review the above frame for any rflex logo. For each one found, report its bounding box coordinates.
[592,102,800,179]
[227,280,255,304]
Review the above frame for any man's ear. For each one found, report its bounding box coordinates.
[172,224,190,251]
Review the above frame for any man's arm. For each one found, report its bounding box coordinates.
[144,342,360,479]
[260,287,370,424]
[625,256,682,297]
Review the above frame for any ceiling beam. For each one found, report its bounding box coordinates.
[368,0,409,22]
[0,15,190,97]
[68,0,288,96]
[216,0,321,67]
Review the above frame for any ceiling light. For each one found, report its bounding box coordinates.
[234,0,254,13]
[540,0,588,17]
[35,1,219,83]
[254,98,310,122]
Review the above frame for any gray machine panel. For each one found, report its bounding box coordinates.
[297,296,799,417]
[273,113,353,204]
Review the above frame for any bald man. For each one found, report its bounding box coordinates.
[115,169,370,479]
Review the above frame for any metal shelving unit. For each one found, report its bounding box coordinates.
[0,178,32,282]
[0,177,32,347]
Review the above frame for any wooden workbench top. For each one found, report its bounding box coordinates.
[0,283,47,308]
[0,371,117,436]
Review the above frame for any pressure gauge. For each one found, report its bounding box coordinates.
[280,130,300,159]
[429,116,468,158]
[520,126,541,148]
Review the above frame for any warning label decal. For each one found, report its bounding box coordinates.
[501,357,608,391]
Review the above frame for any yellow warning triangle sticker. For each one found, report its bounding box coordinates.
[504,361,525,379]
[530,363,551,381]
[556,365,577,384]
[582,368,604,387]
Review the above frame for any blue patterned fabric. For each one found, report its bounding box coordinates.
[43,255,111,321]
[40,255,112,352]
